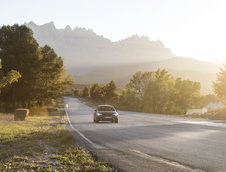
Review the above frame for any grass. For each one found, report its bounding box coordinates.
[0,114,115,172]
[185,108,226,120]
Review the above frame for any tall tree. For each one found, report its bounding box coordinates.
[81,87,89,97]
[103,80,117,100]
[90,83,104,100]
[0,24,40,107]
[122,72,153,110]
[0,70,21,89]
[34,45,73,104]
[122,69,201,114]
[213,64,226,100]
[143,69,173,113]
[0,24,73,108]
[170,78,200,113]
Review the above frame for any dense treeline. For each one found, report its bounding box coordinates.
[121,69,200,114]
[0,24,73,111]
[76,69,201,114]
[74,81,118,102]
[213,64,226,101]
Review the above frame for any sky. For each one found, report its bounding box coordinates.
[1,0,226,63]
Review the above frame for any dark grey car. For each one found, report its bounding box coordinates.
[93,105,118,123]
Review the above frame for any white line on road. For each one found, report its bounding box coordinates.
[130,149,204,172]
[65,104,103,149]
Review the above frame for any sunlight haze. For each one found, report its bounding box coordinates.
[1,0,226,62]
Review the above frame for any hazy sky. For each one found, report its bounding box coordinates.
[1,0,226,62]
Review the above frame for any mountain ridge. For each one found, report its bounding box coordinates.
[25,21,174,69]
[24,21,220,94]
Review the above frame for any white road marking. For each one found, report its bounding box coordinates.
[65,104,103,149]
[177,121,226,128]
[130,149,204,172]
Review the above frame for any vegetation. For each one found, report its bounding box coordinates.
[185,108,226,120]
[77,69,201,114]
[0,70,21,89]
[213,64,226,101]
[74,89,80,97]
[198,94,220,107]
[0,24,73,111]
[0,114,114,172]
[121,69,200,114]
[89,81,118,102]
[82,87,89,97]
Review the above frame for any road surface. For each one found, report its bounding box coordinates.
[64,97,226,172]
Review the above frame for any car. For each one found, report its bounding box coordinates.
[93,105,118,123]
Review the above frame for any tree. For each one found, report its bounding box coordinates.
[0,70,21,89]
[74,89,80,97]
[0,24,73,108]
[122,71,153,110]
[213,65,226,100]
[199,94,220,107]
[90,83,104,100]
[0,24,40,107]
[126,72,153,100]
[143,69,173,113]
[82,87,89,97]
[34,45,73,105]
[122,69,201,114]
[103,80,117,100]
[171,78,200,113]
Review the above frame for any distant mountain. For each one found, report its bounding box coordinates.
[26,21,174,70]
[25,22,221,94]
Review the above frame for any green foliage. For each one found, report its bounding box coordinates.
[89,81,118,102]
[0,24,73,109]
[121,72,153,110]
[90,83,104,100]
[74,89,80,97]
[0,24,40,108]
[82,87,89,97]
[102,80,117,100]
[199,94,220,107]
[213,64,226,100]
[122,69,201,114]
[34,45,73,104]
[0,70,21,89]
[142,69,174,113]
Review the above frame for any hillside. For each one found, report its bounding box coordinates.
[75,58,220,94]
[25,22,221,94]
[26,21,174,70]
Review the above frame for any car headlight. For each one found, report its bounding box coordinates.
[97,112,101,116]
[113,112,119,116]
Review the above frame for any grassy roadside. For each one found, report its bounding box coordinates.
[0,113,115,172]
[184,108,226,120]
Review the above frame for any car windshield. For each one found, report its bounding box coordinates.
[98,106,115,111]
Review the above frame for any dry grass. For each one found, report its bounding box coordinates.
[185,108,226,120]
[0,114,114,172]
[0,113,14,121]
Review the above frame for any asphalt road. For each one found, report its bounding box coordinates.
[64,97,226,172]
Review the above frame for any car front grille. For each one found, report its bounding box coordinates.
[102,113,113,116]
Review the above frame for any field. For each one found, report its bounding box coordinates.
[0,113,114,172]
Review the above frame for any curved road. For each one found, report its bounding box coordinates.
[64,97,226,172]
